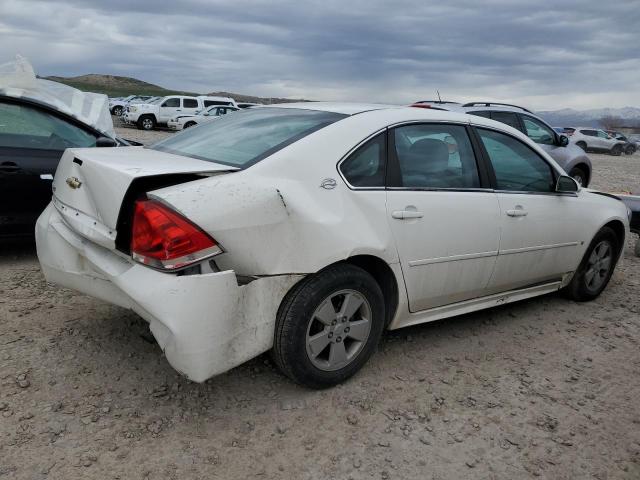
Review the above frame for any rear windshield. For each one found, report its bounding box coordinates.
[150,107,346,168]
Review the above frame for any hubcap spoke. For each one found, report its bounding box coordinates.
[339,292,364,320]
[588,250,599,265]
[584,268,596,286]
[347,319,369,341]
[328,341,347,367]
[314,300,337,326]
[307,331,331,358]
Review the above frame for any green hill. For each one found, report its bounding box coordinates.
[43,74,306,103]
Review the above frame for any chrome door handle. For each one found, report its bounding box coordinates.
[506,207,528,217]
[392,210,424,219]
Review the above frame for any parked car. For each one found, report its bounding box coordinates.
[36,103,629,387]
[124,95,237,130]
[108,95,153,116]
[567,128,626,156]
[413,101,593,186]
[615,193,639,256]
[0,58,133,237]
[605,130,637,155]
[167,105,240,131]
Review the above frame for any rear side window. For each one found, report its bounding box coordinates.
[151,107,346,168]
[161,98,180,108]
[340,132,386,187]
[0,100,97,150]
[477,128,554,192]
[391,124,480,189]
[469,111,492,119]
[490,112,521,131]
[183,98,198,108]
[581,129,596,136]
[204,100,232,107]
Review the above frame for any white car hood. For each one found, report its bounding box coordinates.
[0,55,116,138]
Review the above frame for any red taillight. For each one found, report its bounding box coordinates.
[130,199,222,270]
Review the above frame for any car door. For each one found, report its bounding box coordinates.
[158,97,181,123]
[474,127,589,293]
[596,130,612,149]
[385,123,501,312]
[0,98,98,235]
[182,98,200,116]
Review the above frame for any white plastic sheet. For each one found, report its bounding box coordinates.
[0,55,116,138]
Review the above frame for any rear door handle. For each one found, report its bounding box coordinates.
[506,206,528,217]
[392,210,424,219]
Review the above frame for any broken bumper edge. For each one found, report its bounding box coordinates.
[35,203,304,382]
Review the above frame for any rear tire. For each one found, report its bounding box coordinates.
[273,264,385,389]
[563,226,619,302]
[610,145,622,156]
[635,237,640,258]
[568,167,588,187]
[137,115,156,131]
[576,141,587,151]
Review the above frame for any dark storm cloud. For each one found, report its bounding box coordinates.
[1,0,639,108]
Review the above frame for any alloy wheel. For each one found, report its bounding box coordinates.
[305,289,372,371]
[584,240,613,292]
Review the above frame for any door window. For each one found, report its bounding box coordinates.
[477,128,554,192]
[161,98,180,108]
[596,130,610,139]
[183,98,198,108]
[521,115,555,145]
[490,111,521,131]
[0,101,97,150]
[340,132,386,187]
[392,124,480,189]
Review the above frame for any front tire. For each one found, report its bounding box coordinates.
[112,106,123,116]
[183,121,196,129]
[625,145,635,155]
[568,167,588,187]
[563,226,619,301]
[610,145,623,156]
[576,141,587,152]
[273,264,385,388]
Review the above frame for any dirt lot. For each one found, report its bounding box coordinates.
[1,123,639,479]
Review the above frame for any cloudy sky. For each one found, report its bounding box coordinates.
[1,0,639,110]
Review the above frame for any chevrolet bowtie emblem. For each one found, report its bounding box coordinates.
[66,176,82,189]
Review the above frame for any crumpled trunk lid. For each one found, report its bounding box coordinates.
[51,146,235,249]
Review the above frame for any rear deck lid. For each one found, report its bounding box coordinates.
[52,146,236,246]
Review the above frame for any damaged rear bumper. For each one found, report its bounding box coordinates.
[35,203,303,382]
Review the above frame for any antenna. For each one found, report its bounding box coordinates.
[437,90,442,103]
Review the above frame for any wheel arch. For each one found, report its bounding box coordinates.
[602,219,626,256]
[341,255,400,328]
[570,162,591,185]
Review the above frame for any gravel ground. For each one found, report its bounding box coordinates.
[1,123,639,479]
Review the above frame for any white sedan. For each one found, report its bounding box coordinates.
[36,103,630,388]
[167,105,239,131]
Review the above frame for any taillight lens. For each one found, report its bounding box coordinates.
[130,199,222,270]
[410,103,432,109]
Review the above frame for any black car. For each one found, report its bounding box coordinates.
[0,94,133,237]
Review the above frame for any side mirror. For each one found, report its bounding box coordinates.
[558,135,569,147]
[556,175,579,193]
[95,136,118,148]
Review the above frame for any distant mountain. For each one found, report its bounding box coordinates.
[42,74,307,104]
[538,107,640,128]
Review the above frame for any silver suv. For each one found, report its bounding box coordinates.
[566,128,627,156]
[413,101,593,186]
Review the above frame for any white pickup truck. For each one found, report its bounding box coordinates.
[124,95,236,130]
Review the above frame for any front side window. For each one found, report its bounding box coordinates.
[522,115,555,145]
[392,124,480,189]
[0,100,97,150]
[477,128,554,192]
[151,107,346,168]
[183,98,198,108]
[596,130,610,139]
[340,132,386,187]
[161,98,180,108]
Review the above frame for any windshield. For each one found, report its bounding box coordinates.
[150,107,346,168]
